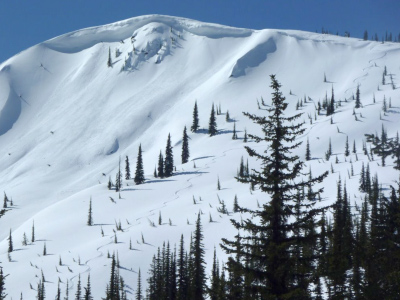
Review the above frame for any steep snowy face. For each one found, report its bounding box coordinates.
[0,15,399,300]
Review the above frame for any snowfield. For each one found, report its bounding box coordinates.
[0,14,399,299]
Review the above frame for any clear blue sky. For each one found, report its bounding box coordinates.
[0,0,399,63]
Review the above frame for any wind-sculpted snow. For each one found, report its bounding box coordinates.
[230,37,277,77]
[0,80,21,136]
[42,15,252,53]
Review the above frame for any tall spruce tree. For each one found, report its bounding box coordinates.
[190,214,206,300]
[136,269,142,300]
[345,136,350,156]
[84,274,93,300]
[181,126,190,164]
[115,158,122,192]
[164,134,174,177]
[306,137,311,161]
[134,144,145,185]
[191,101,200,133]
[208,103,217,136]
[221,75,328,298]
[355,85,361,108]
[87,197,93,226]
[125,156,130,180]
[0,268,6,300]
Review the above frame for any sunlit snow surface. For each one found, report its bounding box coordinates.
[0,14,399,299]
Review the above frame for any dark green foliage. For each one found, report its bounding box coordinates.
[208,103,217,136]
[105,253,120,300]
[36,280,45,300]
[177,235,189,300]
[327,87,335,115]
[345,136,350,156]
[191,101,200,133]
[107,47,112,67]
[221,75,328,299]
[87,197,93,226]
[232,122,237,140]
[3,193,7,209]
[190,214,206,300]
[8,229,12,253]
[31,220,35,243]
[75,274,82,300]
[226,110,230,122]
[325,138,332,160]
[125,156,130,180]
[108,176,112,190]
[181,126,190,164]
[243,129,247,143]
[306,137,311,160]
[365,125,391,167]
[164,134,174,177]
[84,274,93,300]
[43,242,47,256]
[353,140,357,154]
[233,195,239,213]
[134,144,145,185]
[136,269,142,300]
[0,268,6,300]
[115,158,122,192]
[208,248,220,300]
[355,85,361,108]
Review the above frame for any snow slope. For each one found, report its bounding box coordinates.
[0,14,399,299]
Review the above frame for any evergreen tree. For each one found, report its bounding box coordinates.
[353,140,357,154]
[208,103,217,136]
[107,47,112,67]
[177,235,188,300]
[232,122,237,140]
[125,156,130,180]
[136,269,142,300]
[158,151,164,178]
[306,137,311,160]
[31,220,35,243]
[226,110,230,122]
[191,101,200,133]
[0,268,6,300]
[208,248,220,300]
[75,274,82,300]
[243,129,248,143]
[221,75,328,298]
[190,214,206,300]
[115,158,122,192]
[84,274,93,300]
[181,126,190,164]
[355,85,361,108]
[56,281,61,300]
[363,30,368,40]
[325,138,332,160]
[164,134,174,177]
[383,95,387,112]
[8,229,13,253]
[330,86,335,115]
[134,144,145,185]
[345,136,350,156]
[87,197,93,226]
[105,253,120,300]
[3,193,7,209]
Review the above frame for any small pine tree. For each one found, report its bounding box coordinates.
[232,122,237,140]
[353,140,357,154]
[84,274,93,300]
[3,193,7,209]
[115,158,122,192]
[87,197,93,226]
[191,101,200,132]
[75,274,81,300]
[383,95,387,112]
[181,126,190,164]
[8,229,13,253]
[243,129,248,143]
[31,220,35,243]
[0,268,7,300]
[136,269,142,300]
[355,85,361,108]
[43,242,47,256]
[217,177,221,190]
[159,211,162,225]
[345,136,350,156]
[107,47,112,68]
[233,195,239,213]
[125,156,130,180]
[208,103,217,136]
[134,144,145,185]
[306,137,311,160]
[226,110,230,122]
[107,176,112,190]
[164,134,174,177]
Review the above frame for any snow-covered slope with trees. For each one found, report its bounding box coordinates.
[0,14,399,299]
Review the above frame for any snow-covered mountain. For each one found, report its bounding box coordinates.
[0,14,399,299]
